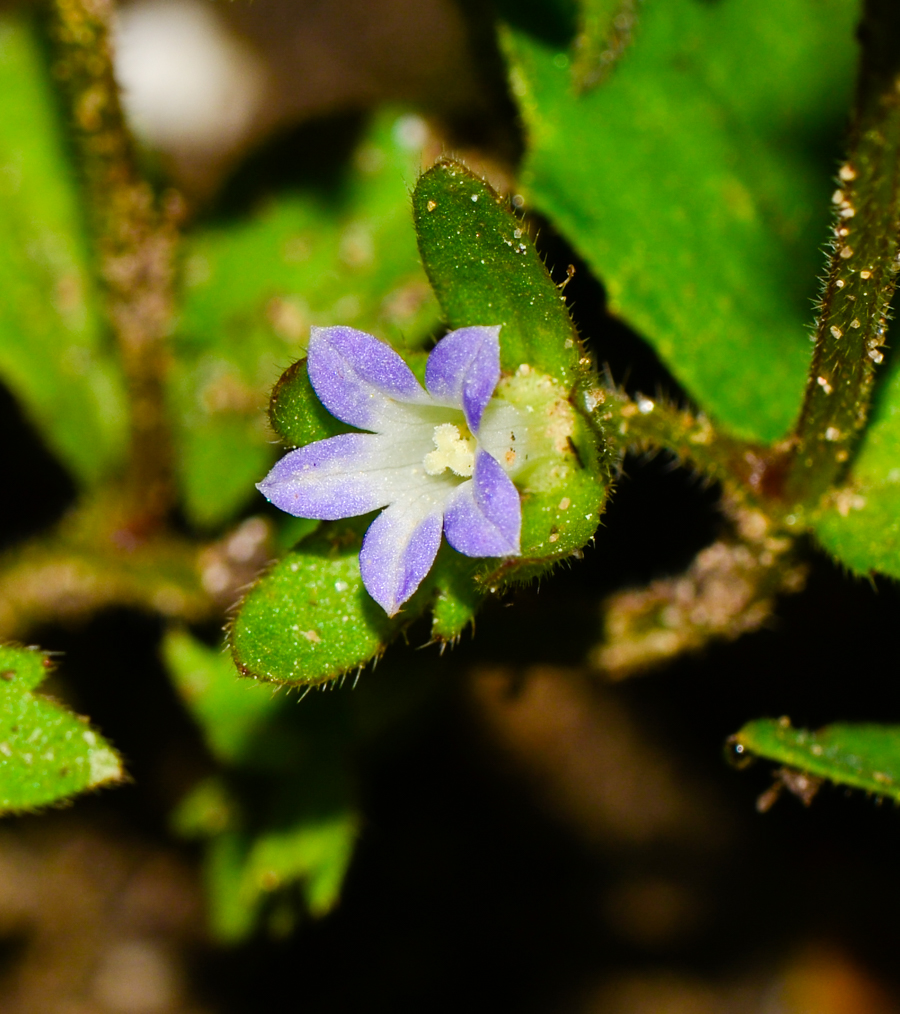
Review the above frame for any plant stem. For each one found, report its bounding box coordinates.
[577,383,780,507]
[47,0,179,532]
[785,0,900,509]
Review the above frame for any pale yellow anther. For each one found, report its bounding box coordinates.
[424,423,475,477]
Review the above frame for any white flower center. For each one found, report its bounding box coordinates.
[423,422,475,477]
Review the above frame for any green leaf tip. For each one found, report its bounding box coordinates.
[731,717,900,805]
[0,643,124,814]
[413,157,587,388]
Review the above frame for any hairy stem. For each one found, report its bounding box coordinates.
[785,0,900,509]
[577,383,780,506]
[47,0,179,531]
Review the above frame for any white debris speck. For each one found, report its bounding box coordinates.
[392,114,428,150]
[114,0,266,153]
[637,397,655,414]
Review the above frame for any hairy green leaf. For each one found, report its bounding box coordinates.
[413,159,611,582]
[732,717,900,803]
[413,159,585,387]
[0,14,127,484]
[0,643,124,813]
[504,0,857,442]
[172,110,441,528]
[812,360,900,578]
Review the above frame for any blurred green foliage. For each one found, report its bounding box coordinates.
[0,14,127,485]
[165,629,358,939]
[733,717,900,803]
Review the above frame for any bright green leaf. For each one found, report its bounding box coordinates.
[0,14,127,484]
[732,717,900,802]
[812,360,900,578]
[171,109,441,528]
[571,0,639,94]
[0,643,124,813]
[504,0,858,442]
[268,358,354,448]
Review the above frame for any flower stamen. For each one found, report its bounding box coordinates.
[423,422,476,477]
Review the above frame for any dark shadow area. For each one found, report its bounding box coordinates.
[0,383,77,553]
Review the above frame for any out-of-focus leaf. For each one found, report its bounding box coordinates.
[172,110,441,528]
[268,358,354,449]
[571,0,640,94]
[204,811,357,942]
[504,0,858,442]
[0,14,127,483]
[0,643,123,813]
[172,776,237,838]
[231,517,486,686]
[732,717,900,802]
[163,628,282,765]
[812,361,900,578]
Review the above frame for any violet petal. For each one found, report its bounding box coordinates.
[257,433,418,520]
[359,499,444,616]
[443,449,521,557]
[308,325,428,431]
[425,325,501,432]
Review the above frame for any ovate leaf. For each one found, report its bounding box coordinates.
[812,361,900,578]
[0,643,124,813]
[732,717,900,802]
[0,14,127,484]
[504,0,858,442]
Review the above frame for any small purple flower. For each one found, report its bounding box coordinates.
[258,325,525,616]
